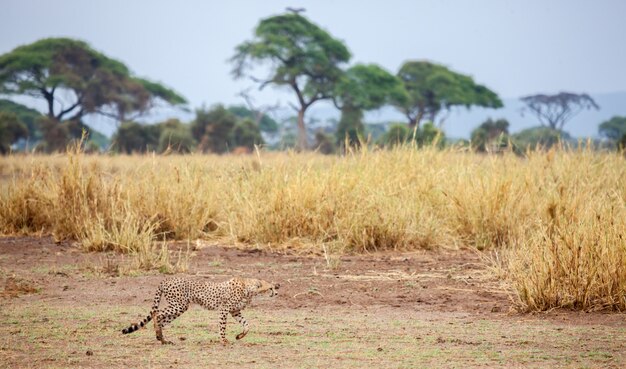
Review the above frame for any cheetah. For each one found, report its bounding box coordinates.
[121,277,279,344]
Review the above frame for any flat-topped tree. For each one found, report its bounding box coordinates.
[0,38,186,124]
[333,64,406,146]
[520,92,599,131]
[231,13,351,150]
[393,61,502,129]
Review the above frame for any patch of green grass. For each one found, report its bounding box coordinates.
[208,258,223,267]
[580,351,614,360]
[0,302,625,368]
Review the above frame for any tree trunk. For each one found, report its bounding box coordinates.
[337,105,365,147]
[296,108,308,151]
[42,89,55,118]
[408,110,424,131]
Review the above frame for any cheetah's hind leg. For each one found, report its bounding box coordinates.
[154,304,188,345]
[153,310,172,345]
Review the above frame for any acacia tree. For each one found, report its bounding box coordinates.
[113,121,155,154]
[0,112,28,154]
[230,118,264,149]
[470,118,510,152]
[598,116,626,143]
[157,119,195,153]
[231,13,351,150]
[0,38,186,124]
[333,64,406,145]
[520,92,599,131]
[191,105,238,153]
[0,99,43,140]
[393,61,502,129]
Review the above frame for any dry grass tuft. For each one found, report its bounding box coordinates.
[0,169,53,235]
[504,151,626,311]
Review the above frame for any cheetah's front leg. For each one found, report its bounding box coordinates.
[218,310,229,344]
[231,311,249,340]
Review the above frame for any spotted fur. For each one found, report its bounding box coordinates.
[121,277,279,344]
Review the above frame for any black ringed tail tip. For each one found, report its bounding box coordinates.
[122,315,151,335]
[122,325,138,334]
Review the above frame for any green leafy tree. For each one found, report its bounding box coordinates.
[380,122,444,148]
[113,121,161,153]
[232,13,351,150]
[0,99,108,152]
[0,38,186,124]
[520,92,599,131]
[158,119,195,153]
[113,121,145,154]
[191,105,238,153]
[470,118,510,152]
[231,118,264,149]
[334,64,406,146]
[36,117,105,153]
[512,126,572,149]
[335,107,365,147]
[380,123,411,147]
[0,112,28,154]
[228,105,278,133]
[0,99,43,140]
[598,116,626,144]
[415,122,445,147]
[191,107,263,153]
[313,131,336,154]
[393,61,502,129]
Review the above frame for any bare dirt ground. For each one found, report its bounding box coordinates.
[0,236,624,368]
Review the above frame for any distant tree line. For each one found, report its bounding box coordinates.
[0,13,623,154]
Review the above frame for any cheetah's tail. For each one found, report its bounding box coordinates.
[121,284,163,335]
[121,314,152,334]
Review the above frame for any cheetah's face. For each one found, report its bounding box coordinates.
[243,278,280,297]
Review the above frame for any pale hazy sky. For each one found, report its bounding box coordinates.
[2,0,626,112]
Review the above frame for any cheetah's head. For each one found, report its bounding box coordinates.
[243,278,280,297]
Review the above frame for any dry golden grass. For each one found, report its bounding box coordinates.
[0,144,624,311]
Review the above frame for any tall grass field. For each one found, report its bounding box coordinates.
[0,144,624,312]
